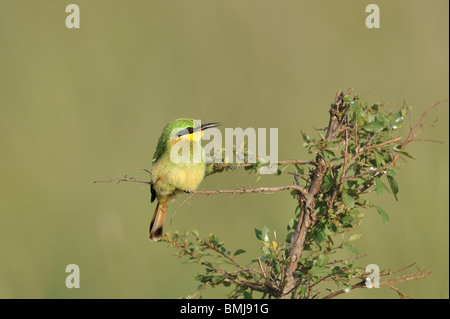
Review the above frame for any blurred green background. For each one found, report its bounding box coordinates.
[0,0,448,299]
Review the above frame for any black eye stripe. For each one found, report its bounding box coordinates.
[176,127,194,137]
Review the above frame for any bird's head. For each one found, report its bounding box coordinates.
[152,118,221,163]
[164,118,222,142]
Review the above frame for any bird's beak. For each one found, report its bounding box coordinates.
[200,122,222,131]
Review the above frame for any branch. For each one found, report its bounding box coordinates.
[280,88,354,299]
[189,185,308,197]
[93,175,150,185]
[93,175,308,198]
[322,265,432,299]
[206,160,316,176]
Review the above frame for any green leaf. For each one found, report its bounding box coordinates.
[388,111,404,129]
[290,190,298,199]
[346,189,359,197]
[262,226,270,243]
[348,233,362,242]
[376,177,391,195]
[322,149,335,159]
[321,172,334,193]
[373,150,385,167]
[287,218,296,230]
[233,249,246,256]
[362,121,385,133]
[261,245,271,256]
[243,291,253,299]
[343,95,353,102]
[314,229,327,244]
[323,224,334,236]
[387,175,399,201]
[294,164,304,175]
[371,103,380,111]
[317,254,329,267]
[375,205,389,224]
[340,215,355,226]
[342,192,355,208]
[211,276,221,284]
[254,228,262,240]
[309,266,332,277]
[191,229,199,238]
[345,243,359,254]
[300,130,311,143]
[375,177,383,195]
[393,147,415,160]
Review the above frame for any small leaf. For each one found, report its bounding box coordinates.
[376,177,391,194]
[243,291,253,299]
[373,151,385,167]
[387,175,399,201]
[371,103,380,111]
[309,266,332,277]
[262,226,270,243]
[342,192,355,208]
[300,130,311,143]
[287,218,296,230]
[294,164,304,175]
[348,234,362,242]
[393,147,415,160]
[346,189,359,197]
[211,276,221,284]
[233,249,246,256]
[388,111,404,129]
[343,95,353,102]
[345,243,359,254]
[261,245,271,256]
[323,224,334,236]
[322,149,335,159]
[362,121,385,133]
[317,254,329,267]
[314,229,326,244]
[191,229,199,238]
[321,172,334,193]
[375,205,389,224]
[375,177,383,195]
[254,228,262,240]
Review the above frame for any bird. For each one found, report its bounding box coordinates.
[149,118,222,241]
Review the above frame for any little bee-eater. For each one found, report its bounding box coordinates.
[149,119,221,241]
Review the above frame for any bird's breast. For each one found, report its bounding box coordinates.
[151,155,206,194]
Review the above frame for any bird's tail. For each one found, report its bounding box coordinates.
[149,202,167,241]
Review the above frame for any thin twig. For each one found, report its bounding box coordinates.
[93,175,150,185]
[322,267,432,299]
[189,185,308,197]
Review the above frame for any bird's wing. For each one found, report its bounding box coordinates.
[152,131,167,162]
[150,183,157,203]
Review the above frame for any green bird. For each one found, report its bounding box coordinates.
[149,118,222,241]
